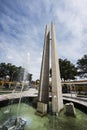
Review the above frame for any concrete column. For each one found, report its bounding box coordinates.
[51,22,63,113]
[37,25,50,115]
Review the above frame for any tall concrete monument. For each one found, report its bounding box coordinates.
[37,23,63,115]
[51,23,63,113]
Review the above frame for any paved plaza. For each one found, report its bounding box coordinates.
[0,88,87,108]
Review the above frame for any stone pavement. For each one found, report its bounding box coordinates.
[63,93,87,107]
[0,88,38,101]
[0,89,87,108]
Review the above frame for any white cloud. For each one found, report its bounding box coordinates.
[0,0,87,80]
[53,0,87,63]
[6,55,13,59]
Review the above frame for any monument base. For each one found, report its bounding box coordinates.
[65,102,76,117]
[36,102,47,116]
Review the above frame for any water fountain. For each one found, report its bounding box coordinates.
[0,23,87,130]
[0,69,28,130]
[3,89,15,114]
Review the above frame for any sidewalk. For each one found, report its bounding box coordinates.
[63,93,87,107]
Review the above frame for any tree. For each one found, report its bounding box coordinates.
[77,55,87,78]
[50,59,77,81]
[0,63,8,77]
[6,63,19,81]
[59,59,77,81]
[0,63,32,82]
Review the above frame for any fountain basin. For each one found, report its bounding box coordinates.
[0,103,87,130]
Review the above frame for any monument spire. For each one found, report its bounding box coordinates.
[38,25,50,103]
[51,22,63,113]
[37,23,63,116]
[37,25,50,115]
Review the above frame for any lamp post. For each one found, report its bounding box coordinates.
[5,75,10,89]
[6,75,10,81]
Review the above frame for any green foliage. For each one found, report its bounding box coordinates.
[59,59,77,80]
[77,55,87,78]
[0,63,32,82]
[50,59,77,81]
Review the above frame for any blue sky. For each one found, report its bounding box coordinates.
[0,0,87,80]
